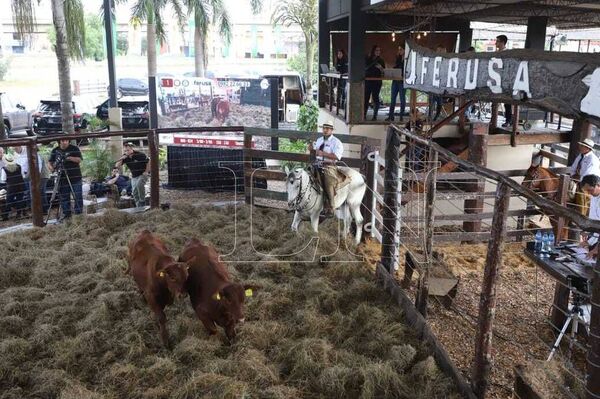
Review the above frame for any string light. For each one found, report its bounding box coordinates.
[417,33,421,40]
[424,31,428,37]
[392,31,396,42]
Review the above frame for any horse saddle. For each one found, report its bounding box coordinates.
[323,165,351,192]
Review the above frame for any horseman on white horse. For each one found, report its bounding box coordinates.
[285,120,366,244]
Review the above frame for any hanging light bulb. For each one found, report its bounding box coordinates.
[424,31,428,37]
[417,33,421,40]
[392,31,396,42]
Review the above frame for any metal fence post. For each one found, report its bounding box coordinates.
[380,126,401,273]
[26,141,43,227]
[362,146,376,242]
[472,181,511,398]
[147,130,159,208]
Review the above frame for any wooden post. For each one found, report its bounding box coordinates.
[458,96,467,135]
[569,118,591,164]
[550,283,570,331]
[380,126,401,273]
[511,104,519,147]
[490,102,498,131]
[586,254,600,399]
[410,90,417,126]
[471,182,511,399]
[463,123,488,240]
[244,132,253,205]
[362,145,376,242]
[147,130,159,208]
[555,174,570,241]
[26,142,43,227]
[416,148,437,317]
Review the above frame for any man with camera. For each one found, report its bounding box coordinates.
[115,143,149,207]
[48,139,83,219]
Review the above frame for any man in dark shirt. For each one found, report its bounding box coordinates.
[48,139,83,219]
[386,45,406,122]
[116,143,149,207]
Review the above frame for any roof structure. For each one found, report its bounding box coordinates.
[365,1,600,29]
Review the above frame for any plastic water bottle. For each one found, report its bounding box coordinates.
[541,233,549,257]
[548,231,555,252]
[534,230,542,253]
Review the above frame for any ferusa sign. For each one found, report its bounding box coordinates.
[403,40,600,123]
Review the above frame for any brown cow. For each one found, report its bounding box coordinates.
[178,238,258,342]
[127,230,191,347]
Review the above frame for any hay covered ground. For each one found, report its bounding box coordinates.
[0,205,460,399]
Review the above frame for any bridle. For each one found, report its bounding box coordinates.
[287,170,319,211]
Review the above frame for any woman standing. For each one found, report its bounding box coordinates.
[365,45,385,121]
[335,50,348,108]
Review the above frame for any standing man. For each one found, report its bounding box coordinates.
[48,139,83,220]
[308,120,344,216]
[385,45,406,122]
[116,142,149,207]
[495,35,512,127]
[569,138,600,216]
[14,145,29,212]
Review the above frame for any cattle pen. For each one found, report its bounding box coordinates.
[0,125,598,398]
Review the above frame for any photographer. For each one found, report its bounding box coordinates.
[48,139,83,220]
[115,143,149,207]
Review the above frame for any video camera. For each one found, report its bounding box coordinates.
[53,150,71,170]
[567,275,590,296]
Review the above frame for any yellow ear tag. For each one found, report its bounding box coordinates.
[245,288,253,297]
[213,293,221,301]
[159,271,165,277]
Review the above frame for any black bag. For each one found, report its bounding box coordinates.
[90,182,110,198]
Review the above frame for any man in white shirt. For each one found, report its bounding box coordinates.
[496,35,513,128]
[580,174,600,258]
[570,138,600,216]
[308,120,344,215]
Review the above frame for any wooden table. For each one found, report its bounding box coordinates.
[524,246,593,329]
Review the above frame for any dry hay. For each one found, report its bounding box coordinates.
[519,360,585,399]
[0,205,460,399]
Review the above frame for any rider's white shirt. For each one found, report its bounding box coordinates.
[570,151,600,180]
[313,135,343,162]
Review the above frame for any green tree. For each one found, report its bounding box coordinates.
[130,0,186,77]
[287,41,317,88]
[272,0,317,92]
[184,0,232,77]
[12,0,86,134]
[48,13,105,61]
[117,32,129,55]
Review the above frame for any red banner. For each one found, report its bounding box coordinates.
[173,136,253,148]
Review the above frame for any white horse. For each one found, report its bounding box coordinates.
[284,166,366,245]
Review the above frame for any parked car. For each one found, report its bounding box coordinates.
[31,99,88,135]
[96,97,149,130]
[108,78,149,97]
[1,93,33,136]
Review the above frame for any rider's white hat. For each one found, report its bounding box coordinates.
[578,138,595,150]
[321,120,335,129]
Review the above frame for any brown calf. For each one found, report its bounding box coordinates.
[178,238,257,342]
[127,230,190,347]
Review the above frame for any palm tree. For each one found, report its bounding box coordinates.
[272,0,317,92]
[184,0,232,78]
[130,0,185,77]
[12,0,85,134]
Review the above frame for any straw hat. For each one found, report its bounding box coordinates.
[321,119,335,129]
[4,154,15,164]
[578,138,595,150]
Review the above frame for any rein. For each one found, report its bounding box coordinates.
[289,171,320,212]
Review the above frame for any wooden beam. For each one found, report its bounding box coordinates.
[26,142,43,227]
[244,149,310,163]
[472,182,511,398]
[402,208,540,222]
[244,134,253,204]
[250,188,287,202]
[487,132,570,146]
[463,123,488,239]
[244,127,375,145]
[244,169,286,181]
[538,149,568,166]
[380,126,402,273]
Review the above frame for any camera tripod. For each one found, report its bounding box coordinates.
[45,161,77,225]
[547,284,591,361]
